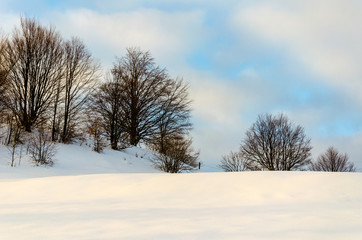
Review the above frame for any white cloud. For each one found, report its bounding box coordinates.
[232,0,362,101]
[184,67,288,168]
[228,1,362,169]
[312,133,362,171]
[47,8,207,68]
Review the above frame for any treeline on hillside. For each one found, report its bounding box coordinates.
[0,17,198,173]
[220,113,356,172]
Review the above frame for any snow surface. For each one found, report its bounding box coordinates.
[0,143,161,178]
[0,143,362,239]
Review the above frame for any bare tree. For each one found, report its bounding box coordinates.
[0,36,9,115]
[112,48,173,146]
[219,151,248,172]
[89,74,124,150]
[152,135,199,173]
[3,17,63,132]
[241,113,312,171]
[50,59,64,142]
[60,37,99,143]
[147,78,192,154]
[310,147,355,172]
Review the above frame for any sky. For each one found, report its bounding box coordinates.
[1,0,362,170]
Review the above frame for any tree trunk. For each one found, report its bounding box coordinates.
[24,122,32,132]
[129,130,138,146]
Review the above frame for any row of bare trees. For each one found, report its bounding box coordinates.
[0,18,99,143]
[88,48,198,172]
[220,113,356,172]
[0,17,199,172]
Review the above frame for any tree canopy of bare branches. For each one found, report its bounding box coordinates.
[1,18,197,171]
[3,17,63,132]
[91,48,192,152]
[147,78,192,154]
[241,113,312,171]
[219,151,248,172]
[89,74,124,149]
[112,48,179,146]
[310,147,355,172]
[60,37,100,142]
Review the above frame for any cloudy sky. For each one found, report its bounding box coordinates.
[1,0,362,170]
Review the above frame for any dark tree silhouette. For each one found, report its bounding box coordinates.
[0,36,8,114]
[147,78,192,154]
[60,37,99,143]
[310,147,355,172]
[241,113,312,171]
[89,75,124,150]
[3,17,63,132]
[112,48,173,146]
[91,49,193,153]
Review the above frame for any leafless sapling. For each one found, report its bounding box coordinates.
[7,123,22,167]
[87,117,106,153]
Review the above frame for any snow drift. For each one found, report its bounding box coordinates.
[0,143,361,239]
[0,171,361,240]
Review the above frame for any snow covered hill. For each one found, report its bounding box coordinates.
[0,143,162,178]
[0,143,361,239]
[0,172,361,239]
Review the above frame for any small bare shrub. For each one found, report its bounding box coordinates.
[153,136,199,173]
[28,130,57,166]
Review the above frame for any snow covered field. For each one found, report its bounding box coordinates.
[0,144,361,239]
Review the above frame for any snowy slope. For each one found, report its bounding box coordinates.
[0,172,361,240]
[0,143,361,239]
[0,143,161,178]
